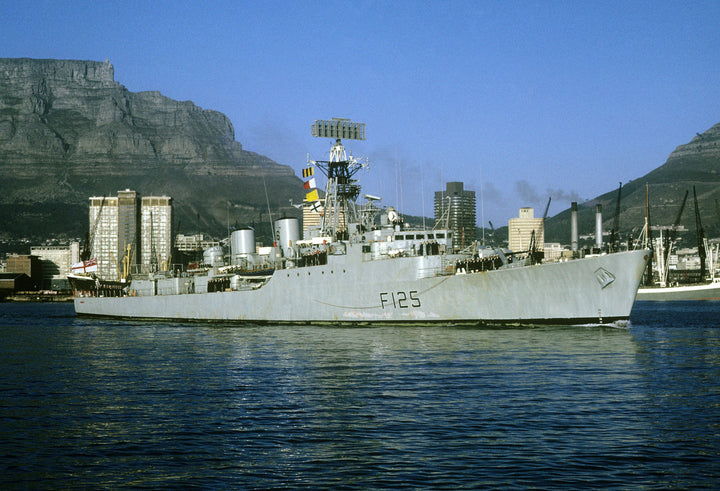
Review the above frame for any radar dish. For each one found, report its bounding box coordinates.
[312,118,365,140]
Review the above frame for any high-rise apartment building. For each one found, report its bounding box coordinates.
[141,196,173,271]
[90,195,119,280]
[117,189,139,274]
[508,207,544,253]
[89,190,172,280]
[434,182,476,250]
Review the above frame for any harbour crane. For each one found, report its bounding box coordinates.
[609,182,622,252]
[542,197,551,220]
[664,189,688,264]
[693,186,707,279]
[655,190,688,286]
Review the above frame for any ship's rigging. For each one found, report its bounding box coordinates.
[307,118,368,239]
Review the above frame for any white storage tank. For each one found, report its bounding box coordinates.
[274,217,299,258]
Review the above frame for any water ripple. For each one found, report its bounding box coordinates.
[0,302,719,488]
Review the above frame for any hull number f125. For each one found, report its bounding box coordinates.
[380,291,421,309]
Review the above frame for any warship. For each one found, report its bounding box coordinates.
[71,119,650,325]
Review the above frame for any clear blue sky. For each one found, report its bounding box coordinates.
[2,0,719,227]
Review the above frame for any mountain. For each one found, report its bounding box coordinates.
[0,58,303,244]
[544,122,720,246]
[2,58,718,252]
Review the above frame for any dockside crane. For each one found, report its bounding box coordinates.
[693,186,707,279]
[609,182,622,252]
[644,184,654,286]
[542,197,552,220]
[664,189,688,267]
[670,190,688,241]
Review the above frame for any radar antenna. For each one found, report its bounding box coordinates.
[307,118,368,239]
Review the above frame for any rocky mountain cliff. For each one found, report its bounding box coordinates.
[545,122,720,246]
[2,58,719,252]
[0,58,303,243]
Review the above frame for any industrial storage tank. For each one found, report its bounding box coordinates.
[231,228,256,261]
[203,246,224,267]
[274,217,299,258]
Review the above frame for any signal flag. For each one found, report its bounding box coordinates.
[306,189,319,202]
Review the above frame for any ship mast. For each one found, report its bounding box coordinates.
[308,118,367,239]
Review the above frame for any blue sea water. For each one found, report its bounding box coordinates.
[1,301,719,489]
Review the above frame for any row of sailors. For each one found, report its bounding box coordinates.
[301,250,328,266]
[414,241,442,256]
[208,276,231,292]
[455,255,503,274]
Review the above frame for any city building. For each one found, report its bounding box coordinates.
[30,243,80,290]
[89,190,172,280]
[175,234,219,253]
[89,195,119,280]
[0,273,35,296]
[5,254,41,289]
[542,242,564,262]
[301,197,348,240]
[508,207,544,253]
[434,182,476,250]
[117,189,140,274]
[141,196,173,271]
[302,198,324,239]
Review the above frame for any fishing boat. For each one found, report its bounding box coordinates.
[72,118,650,325]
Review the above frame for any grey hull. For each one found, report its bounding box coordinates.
[75,247,650,325]
[636,281,720,301]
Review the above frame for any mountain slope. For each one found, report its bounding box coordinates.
[0,58,303,242]
[544,122,720,245]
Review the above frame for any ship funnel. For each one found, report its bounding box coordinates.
[231,228,256,264]
[595,204,603,249]
[275,217,300,258]
[571,202,578,252]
